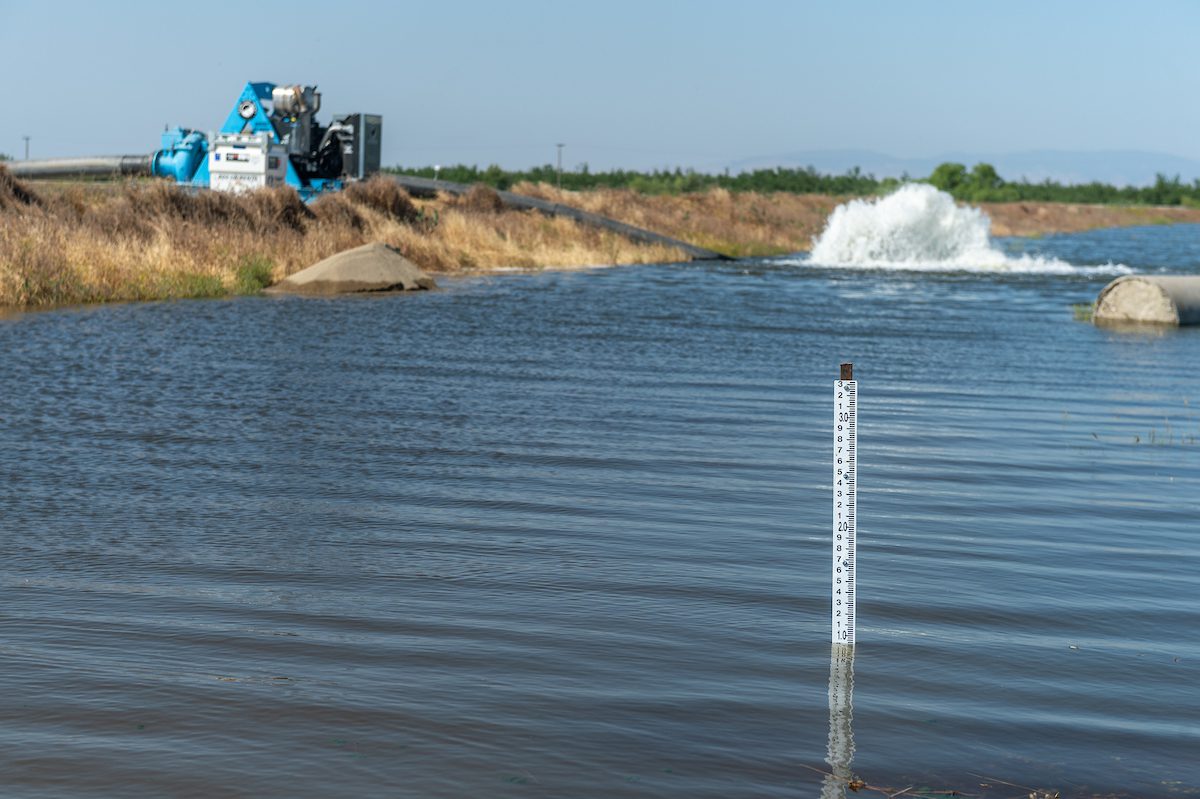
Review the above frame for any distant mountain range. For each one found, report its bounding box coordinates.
[725,149,1200,187]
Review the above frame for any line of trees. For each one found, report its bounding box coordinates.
[387,163,889,196]
[926,162,1200,206]
[386,161,1200,207]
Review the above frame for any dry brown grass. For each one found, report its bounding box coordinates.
[0,168,43,211]
[0,171,685,308]
[512,182,833,257]
[9,169,1185,310]
[455,184,506,213]
[511,182,1200,255]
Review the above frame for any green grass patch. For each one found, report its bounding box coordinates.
[115,271,226,302]
[233,256,275,295]
[1071,302,1095,322]
[174,273,227,299]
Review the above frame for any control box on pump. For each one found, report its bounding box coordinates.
[208,133,287,193]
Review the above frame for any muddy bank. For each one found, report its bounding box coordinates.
[981,200,1200,237]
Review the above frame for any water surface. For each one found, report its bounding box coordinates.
[2,225,1198,797]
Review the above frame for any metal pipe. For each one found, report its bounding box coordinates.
[1095,274,1200,326]
[6,155,153,179]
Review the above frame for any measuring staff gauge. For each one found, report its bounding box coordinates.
[833,367,858,647]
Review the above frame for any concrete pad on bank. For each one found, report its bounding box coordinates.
[267,242,436,295]
[1094,275,1200,326]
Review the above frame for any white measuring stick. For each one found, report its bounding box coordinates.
[833,364,858,647]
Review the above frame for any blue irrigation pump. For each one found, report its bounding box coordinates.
[151,128,208,184]
[150,82,381,199]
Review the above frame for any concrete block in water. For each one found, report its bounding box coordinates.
[1094,275,1200,326]
[267,242,436,295]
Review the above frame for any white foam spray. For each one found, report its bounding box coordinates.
[804,184,1128,275]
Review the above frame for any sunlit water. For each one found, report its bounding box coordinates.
[1,224,1198,797]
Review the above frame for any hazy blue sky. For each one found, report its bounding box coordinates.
[2,0,1199,174]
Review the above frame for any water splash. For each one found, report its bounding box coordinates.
[804,184,1128,275]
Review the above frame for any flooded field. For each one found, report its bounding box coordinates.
[1,219,1198,797]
